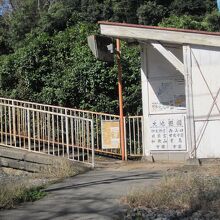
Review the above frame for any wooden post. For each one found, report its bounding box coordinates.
[116,39,125,161]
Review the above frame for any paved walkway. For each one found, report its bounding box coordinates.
[0,162,162,220]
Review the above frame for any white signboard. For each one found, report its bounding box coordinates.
[149,114,187,151]
[149,77,186,114]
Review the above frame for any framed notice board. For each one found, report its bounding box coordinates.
[101,120,120,149]
[149,114,187,151]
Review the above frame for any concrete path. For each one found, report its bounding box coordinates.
[0,162,162,220]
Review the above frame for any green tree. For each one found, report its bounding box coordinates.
[137,1,167,25]
[6,0,40,48]
[0,23,142,114]
[170,0,217,17]
[204,11,220,31]
[38,1,73,34]
[122,0,139,24]
[1,0,220,117]
[0,16,11,55]
[159,15,206,30]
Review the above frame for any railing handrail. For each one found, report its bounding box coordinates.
[125,115,143,119]
[0,98,95,166]
[0,102,93,122]
[0,97,120,118]
[0,97,144,159]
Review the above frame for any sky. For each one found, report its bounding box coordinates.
[0,0,12,16]
[218,0,220,11]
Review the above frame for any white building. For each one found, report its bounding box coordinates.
[99,21,220,161]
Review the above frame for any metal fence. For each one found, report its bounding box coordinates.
[0,98,94,166]
[125,116,144,157]
[0,98,144,160]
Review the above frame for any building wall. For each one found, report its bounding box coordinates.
[191,45,220,158]
[141,43,190,161]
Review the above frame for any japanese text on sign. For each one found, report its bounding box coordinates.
[149,114,186,151]
[102,120,120,149]
[149,78,186,113]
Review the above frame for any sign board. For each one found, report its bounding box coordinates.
[149,114,187,151]
[149,77,186,114]
[101,120,120,149]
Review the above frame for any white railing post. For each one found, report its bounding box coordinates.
[12,100,16,147]
[91,120,95,167]
[65,109,69,158]
[124,116,127,160]
[27,109,31,151]
[141,116,144,156]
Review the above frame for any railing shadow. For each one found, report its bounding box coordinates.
[45,171,161,192]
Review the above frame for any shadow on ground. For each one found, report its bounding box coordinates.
[0,169,161,220]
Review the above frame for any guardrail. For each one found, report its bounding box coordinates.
[0,98,143,160]
[0,98,94,166]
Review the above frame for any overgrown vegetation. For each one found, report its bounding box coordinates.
[123,166,220,217]
[0,0,219,115]
[0,158,89,209]
[0,181,46,209]
[42,158,90,179]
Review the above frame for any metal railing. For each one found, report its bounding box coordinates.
[0,98,144,160]
[125,116,144,157]
[0,98,94,166]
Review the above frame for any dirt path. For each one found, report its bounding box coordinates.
[0,161,181,220]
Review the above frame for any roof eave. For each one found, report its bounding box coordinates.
[99,22,220,47]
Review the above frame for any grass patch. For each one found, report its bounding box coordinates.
[123,172,220,214]
[41,158,90,180]
[0,181,46,209]
[18,186,46,202]
[0,158,90,210]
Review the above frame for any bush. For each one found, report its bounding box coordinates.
[124,172,220,213]
[0,181,46,209]
[0,22,142,115]
[159,15,206,30]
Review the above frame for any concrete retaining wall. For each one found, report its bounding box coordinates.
[0,146,72,172]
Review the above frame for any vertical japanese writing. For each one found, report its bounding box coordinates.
[150,115,186,151]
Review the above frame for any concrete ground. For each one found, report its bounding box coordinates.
[0,160,179,220]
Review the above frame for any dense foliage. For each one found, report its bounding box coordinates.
[0,0,219,115]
